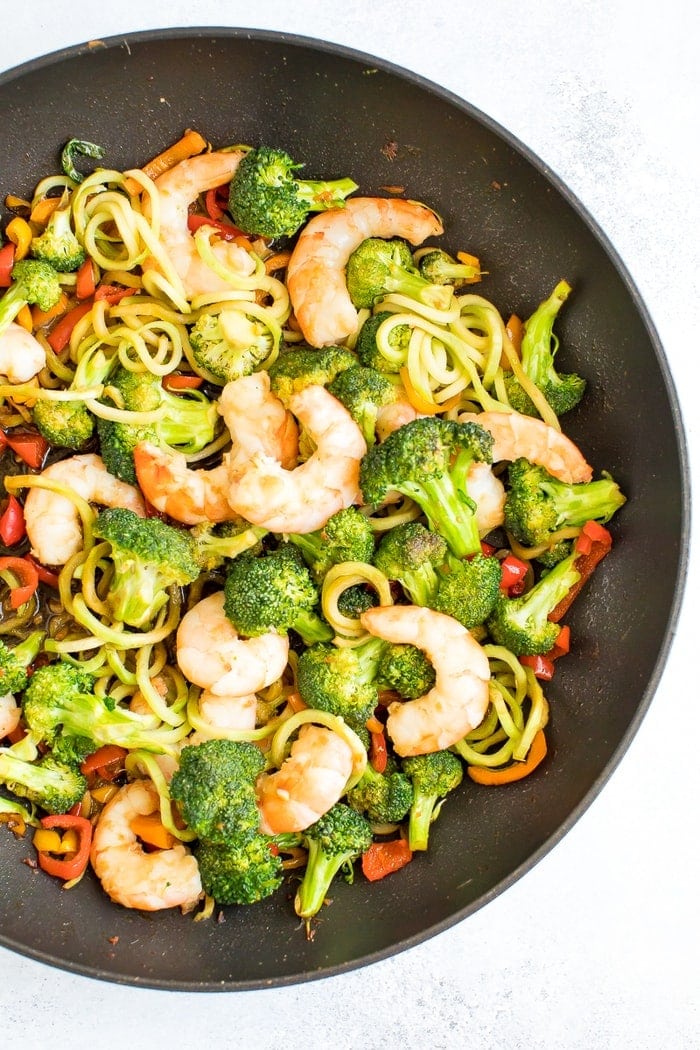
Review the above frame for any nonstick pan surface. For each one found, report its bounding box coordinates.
[0,28,689,990]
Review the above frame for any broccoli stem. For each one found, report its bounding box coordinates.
[546,476,626,527]
[295,177,360,210]
[407,791,440,851]
[413,475,481,559]
[294,840,351,919]
[291,609,334,645]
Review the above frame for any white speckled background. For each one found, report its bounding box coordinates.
[1,3,698,1047]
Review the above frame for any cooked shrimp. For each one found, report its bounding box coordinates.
[0,693,20,739]
[460,409,593,484]
[219,371,299,473]
[176,591,289,697]
[132,442,235,525]
[90,779,202,911]
[469,461,506,535]
[144,150,252,299]
[0,323,46,383]
[375,389,422,442]
[257,724,354,835]
[189,690,258,743]
[23,453,146,566]
[287,197,444,347]
[225,376,367,533]
[361,605,490,757]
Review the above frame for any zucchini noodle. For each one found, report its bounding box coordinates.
[124,750,197,842]
[321,561,393,642]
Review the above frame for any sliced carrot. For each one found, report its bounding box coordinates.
[123,129,208,194]
[467,728,547,785]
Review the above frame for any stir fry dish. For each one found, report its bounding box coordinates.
[0,131,626,933]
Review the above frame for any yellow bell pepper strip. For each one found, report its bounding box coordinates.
[35,812,92,881]
[5,217,33,260]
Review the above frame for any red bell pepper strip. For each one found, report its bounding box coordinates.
[204,187,227,221]
[0,555,39,608]
[519,653,556,681]
[499,553,529,596]
[35,813,92,881]
[480,540,497,557]
[93,284,135,304]
[75,258,97,300]
[362,838,413,881]
[0,242,16,287]
[0,495,26,546]
[80,744,128,780]
[47,302,93,352]
[162,373,204,391]
[23,553,60,589]
[0,428,49,469]
[369,728,388,774]
[186,213,246,242]
[549,522,613,622]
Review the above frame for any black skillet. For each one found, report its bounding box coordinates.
[0,28,689,990]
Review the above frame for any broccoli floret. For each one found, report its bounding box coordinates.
[294,802,373,921]
[296,637,386,733]
[228,146,358,239]
[373,521,447,606]
[170,739,265,845]
[0,260,61,337]
[189,519,268,572]
[32,399,94,450]
[195,833,284,905]
[33,346,116,450]
[346,238,452,311]
[22,661,178,758]
[336,584,378,619]
[0,746,86,815]
[189,309,276,384]
[223,544,332,645]
[360,416,494,559]
[535,539,574,567]
[347,759,414,824]
[417,248,480,287]
[327,365,397,446]
[486,549,581,655]
[267,345,357,405]
[287,505,375,582]
[377,643,436,699]
[97,367,219,483]
[433,551,502,629]
[402,749,464,852]
[0,630,45,696]
[504,457,626,548]
[504,280,586,417]
[354,311,409,374]
[92,507,200,628]
[30,194,85,272]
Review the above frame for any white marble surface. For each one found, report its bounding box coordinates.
[1,3,698,1047]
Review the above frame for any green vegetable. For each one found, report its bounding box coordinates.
[359,416,494,559]
[189,309,277,384]
[296,636,387,733]
[267,345,357,406]
[30,194,85,272]
[373,521,447,607]
[504,457,626,548]
[229,146,358,239]
[0,260,61,338]
[417,247,480,287]
[354,311,409,374]
[223,544,332,645]
[504,280,586,417]
[32,346,116,450]
[0,744,86,815]
[92,507,200,628]
[346,237,452,311]
[377,643,436,699]
[347,758,414,824]
[287,505,375,582]
[433,551,502,629]
[195,834,284,905]
[189,519,268,572]
[402,749,463,851]
[0,631,45,695]
[60,138,106,184]
[486,549,581,655]
[327,365,396,446]
[294,803,373,921]
[170,739,265,845]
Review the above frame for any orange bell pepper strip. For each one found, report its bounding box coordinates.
[467,728,547,785]
[362,837,413,881]
[130,813,176,850]
[35,813,92,881]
